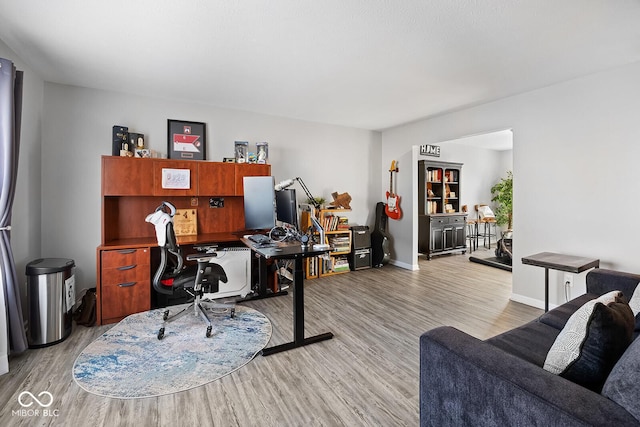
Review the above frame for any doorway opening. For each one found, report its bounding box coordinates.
[415,129,513,277]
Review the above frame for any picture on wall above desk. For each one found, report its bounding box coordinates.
[167,119,206,160]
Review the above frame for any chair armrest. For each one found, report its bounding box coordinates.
[186,253,218,263]
[420,326,638,426]
[586,268,640,298]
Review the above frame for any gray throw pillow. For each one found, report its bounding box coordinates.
[602,337,640,422]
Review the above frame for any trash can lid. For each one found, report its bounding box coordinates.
[26,258,75,275]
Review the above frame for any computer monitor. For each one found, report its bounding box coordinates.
[275,188,299,230]
[243,176,277,231]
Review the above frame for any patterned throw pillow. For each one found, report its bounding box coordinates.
[543,291,634,392]
[627,282,640,331]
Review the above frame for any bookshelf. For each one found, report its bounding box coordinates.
[418,160,467,259]
[305,208,352,278]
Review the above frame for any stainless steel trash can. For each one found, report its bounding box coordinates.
[26,258,75,348]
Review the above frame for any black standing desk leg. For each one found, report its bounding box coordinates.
[293,257,305,344]
[544,267,549,313]
[262,256,333,356]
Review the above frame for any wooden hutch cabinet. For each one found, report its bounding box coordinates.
[96,156,270,325]
[418,160,467,259]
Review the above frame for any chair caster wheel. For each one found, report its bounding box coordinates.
[163,310,169,321]
[158,328,165,340]
[206,326,212,338]
[230,308,235,318]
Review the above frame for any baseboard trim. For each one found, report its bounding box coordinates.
[510,293,556,311]
[389,259,419,271]
[1,354,8,375]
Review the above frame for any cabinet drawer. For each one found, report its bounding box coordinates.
[101,264,150,286]
[430,217,449,225]
[101,280,151,320]
[102,248,150,268]
[448,216,466,224]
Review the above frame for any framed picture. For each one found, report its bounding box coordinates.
[167,119,206,160]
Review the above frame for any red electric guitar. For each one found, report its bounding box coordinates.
[385,160,402,220]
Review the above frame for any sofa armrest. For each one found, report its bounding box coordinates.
[420,326,638,426]
[586,268,640,298]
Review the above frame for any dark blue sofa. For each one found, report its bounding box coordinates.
[420,269,640,426]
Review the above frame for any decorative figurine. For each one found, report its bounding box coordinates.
[234,141,248,163]
[256,142,269,164]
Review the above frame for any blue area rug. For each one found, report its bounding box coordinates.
[73,304,271,399]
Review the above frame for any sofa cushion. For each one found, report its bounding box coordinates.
[543,291,634,392]
[486,321,561,367]
[602,336,640,422]
[538,293,598,331]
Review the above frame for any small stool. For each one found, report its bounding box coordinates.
[466,219,478,252]
[479,218,497,248]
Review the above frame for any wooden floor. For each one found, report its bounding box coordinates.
[0,249,541,426]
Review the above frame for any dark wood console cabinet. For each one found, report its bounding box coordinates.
[418,213,467,259]
[96,156,270,325]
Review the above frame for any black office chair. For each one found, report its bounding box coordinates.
[146,202,235,340]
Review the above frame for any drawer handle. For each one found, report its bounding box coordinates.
[118,282,137,288]
[117,249,136,254]
[117,264,137,271]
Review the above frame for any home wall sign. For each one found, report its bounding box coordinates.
[420,144,441,157]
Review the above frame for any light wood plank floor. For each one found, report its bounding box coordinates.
[0,250,541,426]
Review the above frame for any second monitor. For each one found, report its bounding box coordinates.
[275,188,298,230]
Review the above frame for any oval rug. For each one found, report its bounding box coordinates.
[73,304,271,399]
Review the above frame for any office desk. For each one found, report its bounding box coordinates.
[242,238,333,356]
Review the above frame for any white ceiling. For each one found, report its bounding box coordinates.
[1,1,639,131]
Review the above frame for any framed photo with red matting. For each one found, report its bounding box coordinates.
[167,119,206,160]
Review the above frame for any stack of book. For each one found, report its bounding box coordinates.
[328,235,351,252]
[332,256,350,273]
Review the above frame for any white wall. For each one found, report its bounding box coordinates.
[40,83,382,294]
[383,60,640,309]
[0,39,44,374]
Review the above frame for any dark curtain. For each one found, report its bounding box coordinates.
[0,57,27,354]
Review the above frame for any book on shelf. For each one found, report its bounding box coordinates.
[322,214,350,231]
[427,169,442,182]
[427,200,439,214]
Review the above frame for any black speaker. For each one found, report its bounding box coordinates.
[351,225,371,249]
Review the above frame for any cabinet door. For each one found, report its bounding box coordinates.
[235,164,271,195]
[452,224,466,249]
[102,156,154,196]
[198,162,235,195]
[442,227,454,250]
[152,160,198,196]
[431,226,444,252]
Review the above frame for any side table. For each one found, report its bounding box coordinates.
[522,252,600,312]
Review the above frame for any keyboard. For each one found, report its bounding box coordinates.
[248,234,271,244]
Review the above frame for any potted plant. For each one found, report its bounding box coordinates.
[307,196,326,209]
[490,171,513,231]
